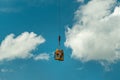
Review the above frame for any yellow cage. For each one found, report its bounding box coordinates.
[54,49,64,61]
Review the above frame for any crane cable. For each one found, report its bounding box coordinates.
[58,35,61,49]
[58,0,62,49]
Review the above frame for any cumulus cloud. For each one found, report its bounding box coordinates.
[34,53,50,61]
[65,0,120,63]
[0,32,45,61]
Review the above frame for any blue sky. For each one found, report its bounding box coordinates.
[0,0,120,80]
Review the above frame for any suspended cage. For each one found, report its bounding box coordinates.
[54,0,64,61]
[54,35,64,61]
[54,49,64,61]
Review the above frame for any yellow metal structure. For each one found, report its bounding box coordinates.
[54,49,64,61]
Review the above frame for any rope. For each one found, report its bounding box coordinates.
[57,0,62,49]
[58,35,61,48]
[58,0,61,35]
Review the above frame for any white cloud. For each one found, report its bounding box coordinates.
[0,0,21,13]
[0,68,14,73]
[34,53,50,61]
[77,0,84,3]
[0,7,21,13]
[0,0,52,13]
[100,61,112,72]
[102,6,120,21]
[76,66,84,71]
[111,6,120,16]
[0,32,45,61]
[65,0,120,63]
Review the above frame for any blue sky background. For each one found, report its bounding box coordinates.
[0,0,120,80]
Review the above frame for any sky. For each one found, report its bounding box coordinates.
[0,0,120,80]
